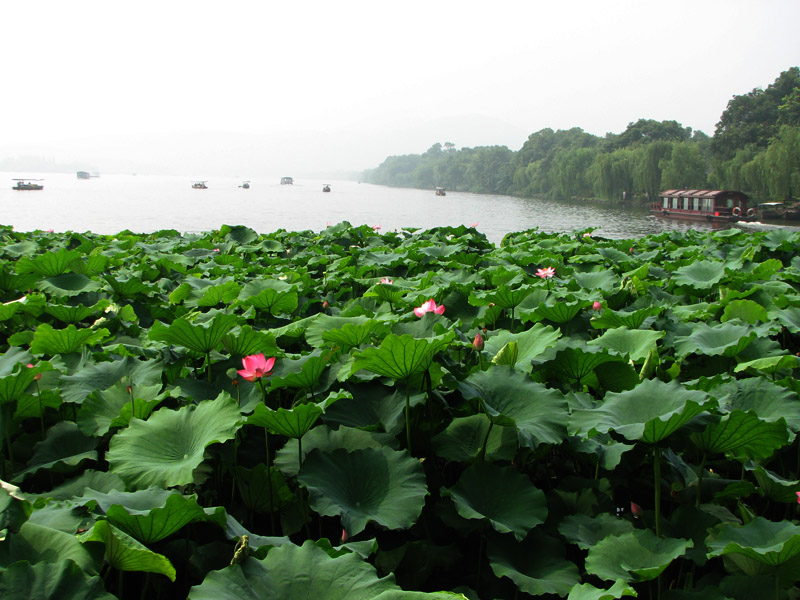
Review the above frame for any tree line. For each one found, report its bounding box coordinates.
[363,68,800,204]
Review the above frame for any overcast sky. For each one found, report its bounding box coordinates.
[2,0,798,175]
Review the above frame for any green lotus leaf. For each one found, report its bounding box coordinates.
[351,332,453,381]
[570,379,710,443]
[298,447,427,536]
[0,481,32,534]
[673,322,757,358]
[524,299,585,324]
[721,299,769,324]
[0,359,40,406]
[486,284,534,310]
[559,513,636,550]
[82,487,210,544]
[431,414,517,462]
[238,280,299,315]
[567,580,637,600]
[30,470,124,502]
[443,462,547,540]
[0,521,99,573]
[734,354,800,376]
[222,325,280,358]
[692,410,789,459]
[482,323,561,373]
[572,269,620,292]
[148,312,240,354]
[706,517,800,580]
[0,559,115,600]
[247,402,323,439]
[77,381,164,436]
[458,366,569,448]
[544,343,625,388]
[749,464,800,503]
[363,282,406,306]
[223,224,259,244]
[270,350,330,393]
[13,421,97,482]
[304,315,371,348]
[589,306,663,330]
[39,273,100,297]
[102,275,155,298]
[30,323,110,356]
[79,520,176,581]
[60,356,163,405]
[773,306,800,333]
[188,539,466,599]
[184,278,242,308]
[585,529,692,582]
[712,377,800,432]
[491,340,518,367]
[588,326,665,362]
[107,394,242,489]
[26,499,91,533]
[44,299,110,324]
[17,248,82,277]
[486,530,580,596]
[671,260,726,291]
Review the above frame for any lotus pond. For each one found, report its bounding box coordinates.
[1,222,800,600]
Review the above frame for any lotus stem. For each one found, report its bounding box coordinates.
[478,420,493,461]
[654,446,662,538]
[405,383,412,455]
[696,453,706,508]
[34,378,44,437]
[265,429,275,533]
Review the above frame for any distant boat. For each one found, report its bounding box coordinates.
[240,181,250,189]
[77,171,91,180]
[652,189,755,222]
[192,181,208,189]
[322,184,331,192]
[280,176,293,185]
[435,187,446,196]
[12,179,44,191]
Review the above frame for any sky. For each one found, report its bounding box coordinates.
[2,0,799,176]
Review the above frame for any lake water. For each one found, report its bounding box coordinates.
[1,172,792,246]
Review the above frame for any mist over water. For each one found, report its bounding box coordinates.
[0,172,780,245]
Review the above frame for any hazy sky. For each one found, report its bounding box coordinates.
[3,0,798,175]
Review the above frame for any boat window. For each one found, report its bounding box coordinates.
[672,198,679,209]
[663,198,669,208]
[683,198,690,210]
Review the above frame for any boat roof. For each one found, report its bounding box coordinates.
[659,189,748,200]
[12,178,44,181]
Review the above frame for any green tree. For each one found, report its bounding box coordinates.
[660,142,708,190]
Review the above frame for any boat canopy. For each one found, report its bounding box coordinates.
[659,189,749,202]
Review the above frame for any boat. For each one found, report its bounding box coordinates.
[280,177,293,185]
[192,181,208,189]
[322,184,331,192]
[12,179,44,190]
[756,202,785,220]
[435,187,446,196]
[651,189,755,222]
[240,181,250,189]
[77,171,91,179]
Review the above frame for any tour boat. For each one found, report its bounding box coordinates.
[322,184,331,192]
[435,187,446,196]
[12,179,44,190]
[77,171,91,180]
[240,181,250,189]
[192,181,208,189]
[651,190,755,222]
[281,177,293,185]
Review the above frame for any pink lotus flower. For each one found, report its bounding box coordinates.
[536,267,555,279]
[372,224,382,231]
[630,502,643,518]
[414,298,445,317]
[470,222,479,228]
[796,491,800,504]
[380,278,394,284]
[592,301,602,311]
[582,232,592,238]
[237,353,275,382]
[26,363,41,381]
[473,332,484,351]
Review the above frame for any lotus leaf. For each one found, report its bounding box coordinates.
[30,323,110,356]
[187,539,465,599]
[0,521,99,573]
[671,260,726,291]
[79,519,176,581]
[692,410,789,459]
[482,323,561,373]
[566,580,637,599]
[351,332,452,381]
[0,559,115,600]
[148,312,239,354]
[298,447,427,536]
[585,529,693,582]
[588,326,665,362]
[13,421,98,482]
[106,394,242,489]
[443,462,547,540]
[673,322,757,358]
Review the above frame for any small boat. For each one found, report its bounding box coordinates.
[651,189,755,222]
[322,184,331,192]
[435,187,446,196]
[192,181,208,189]
[240,181,250,189]
[12,179,44,190]
[77,171,91,180]
[280,176,294,185]
[757,202,785,220]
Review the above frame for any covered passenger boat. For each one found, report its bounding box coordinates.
[652,190,754,222]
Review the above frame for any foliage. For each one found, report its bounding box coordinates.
[1,222,800,599]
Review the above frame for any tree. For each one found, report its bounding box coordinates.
[659,143,708,190]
